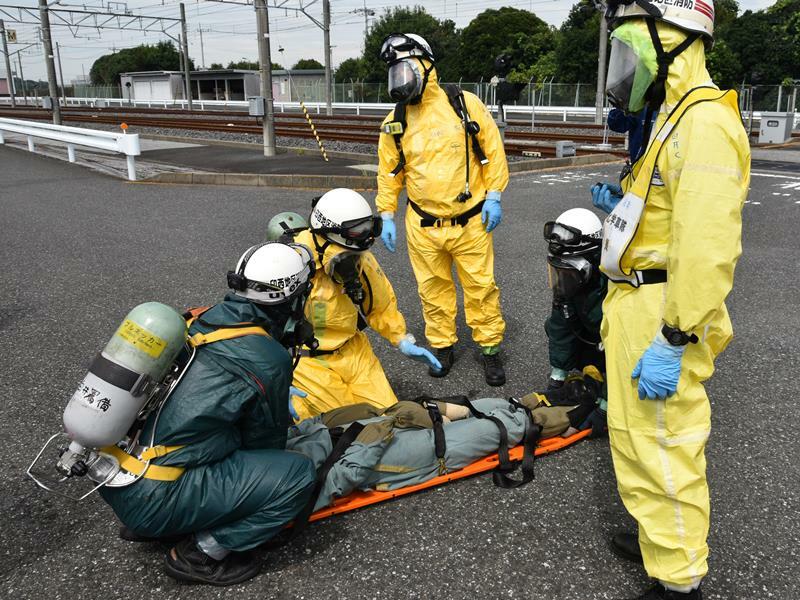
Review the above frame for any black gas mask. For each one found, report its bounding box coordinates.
[329,252,366,306]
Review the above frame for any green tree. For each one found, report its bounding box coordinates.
[209,62,224,70]
[292,58,324,70]
[554,2,601,84]
[90,41,191,85]
[226,59,282,70]
[361,7,460,83]
[706,39,740,88]
[335,57,367,82]
[457,7,554,81]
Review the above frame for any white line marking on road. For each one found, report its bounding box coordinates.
[752,172,800,180]
[751,201,762,205]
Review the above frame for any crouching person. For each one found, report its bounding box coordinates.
[100,242,318,586]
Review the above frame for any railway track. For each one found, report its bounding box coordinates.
[0,107,628,158]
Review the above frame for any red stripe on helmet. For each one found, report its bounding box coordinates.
[695,0,715,20]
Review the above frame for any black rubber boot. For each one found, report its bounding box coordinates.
[429,346,454,377]
[119,526,184,544]
[621,584,703,600]
[482,353,506,387]
[547,378,565,390]
[611,531,643,564]
[164,536,262,586]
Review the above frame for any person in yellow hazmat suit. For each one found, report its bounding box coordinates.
[592,2,751,599]
[375,33,510,387]
[287,188,441,422]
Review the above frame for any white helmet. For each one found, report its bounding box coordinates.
[606,0,714,40]
[544,208,603,257]
[380,33,434,64]
[309,188,381,250]
[227,242,315,305]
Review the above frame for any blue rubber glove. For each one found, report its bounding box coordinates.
[381,215,397,253]
[288,386,307,421]
[631,335,687,400]
[398,338,442,371]
[482,191,502,232]
[590,183,623,214]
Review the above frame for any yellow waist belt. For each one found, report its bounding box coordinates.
[102,444,186,482]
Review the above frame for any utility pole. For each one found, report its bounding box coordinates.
[56,41,65,97]
[179,3,193,109]
[594,2,608,125]
[1,20,16,107]
[17,54,27,104]
[323,0,332,115]
[178,33,184,74]
[198,26,206,70]
[255,0,276,156]
[351,1,374,42]
[38,0,62,124]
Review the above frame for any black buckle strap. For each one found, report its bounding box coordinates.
[420,399,447,475]
[638,269,667,285]
[407,199,484,228]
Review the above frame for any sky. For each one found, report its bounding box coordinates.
[0,0,779,83]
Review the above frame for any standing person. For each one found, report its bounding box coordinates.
[101,242,320,586]
[595,2,751,599]
[375,33,510,386]
[290,188,441,421]
[607,107,653,162]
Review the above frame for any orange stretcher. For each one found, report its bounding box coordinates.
[308,428,593,523]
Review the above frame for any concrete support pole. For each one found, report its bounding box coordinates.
[595,14,608,125]
[180,3,193,110]
[255,0,276,156]
[56,41,66,98]
[38,0,62,124]
[323,0,332,115]
[18,55,27,105]
[1,20,16,107]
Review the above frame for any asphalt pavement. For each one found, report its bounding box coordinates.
[1,146,799,600]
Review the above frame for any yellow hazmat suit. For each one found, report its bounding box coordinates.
[291,229,407,421]
[376,66,509,349]
[601,22,751,589]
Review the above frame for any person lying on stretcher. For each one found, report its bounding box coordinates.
[287,367,606,512]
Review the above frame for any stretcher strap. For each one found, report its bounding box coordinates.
[420,399,447,474]
[271,421,366,547]
[493,399,540,489]
[418,395,530,487]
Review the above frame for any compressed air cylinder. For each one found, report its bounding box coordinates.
[62,302,187,450]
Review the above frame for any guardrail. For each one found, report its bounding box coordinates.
[0,116,141,181]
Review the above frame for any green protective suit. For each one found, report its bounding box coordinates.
[545,275,607,373]
[286,398,529,511]
[100,294,316,552]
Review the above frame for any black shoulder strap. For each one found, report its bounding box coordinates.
[387,102,407,176]
[441,84,488,166]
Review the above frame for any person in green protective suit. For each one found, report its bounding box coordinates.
[100,242,319,586]
[543,208,608,434]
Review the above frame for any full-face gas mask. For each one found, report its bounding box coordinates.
[543,209,603,302]
[380,33,435,104]
[327,251,366,306]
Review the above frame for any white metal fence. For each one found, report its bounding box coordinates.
[1,96,797,130]
[0,117,141,180]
